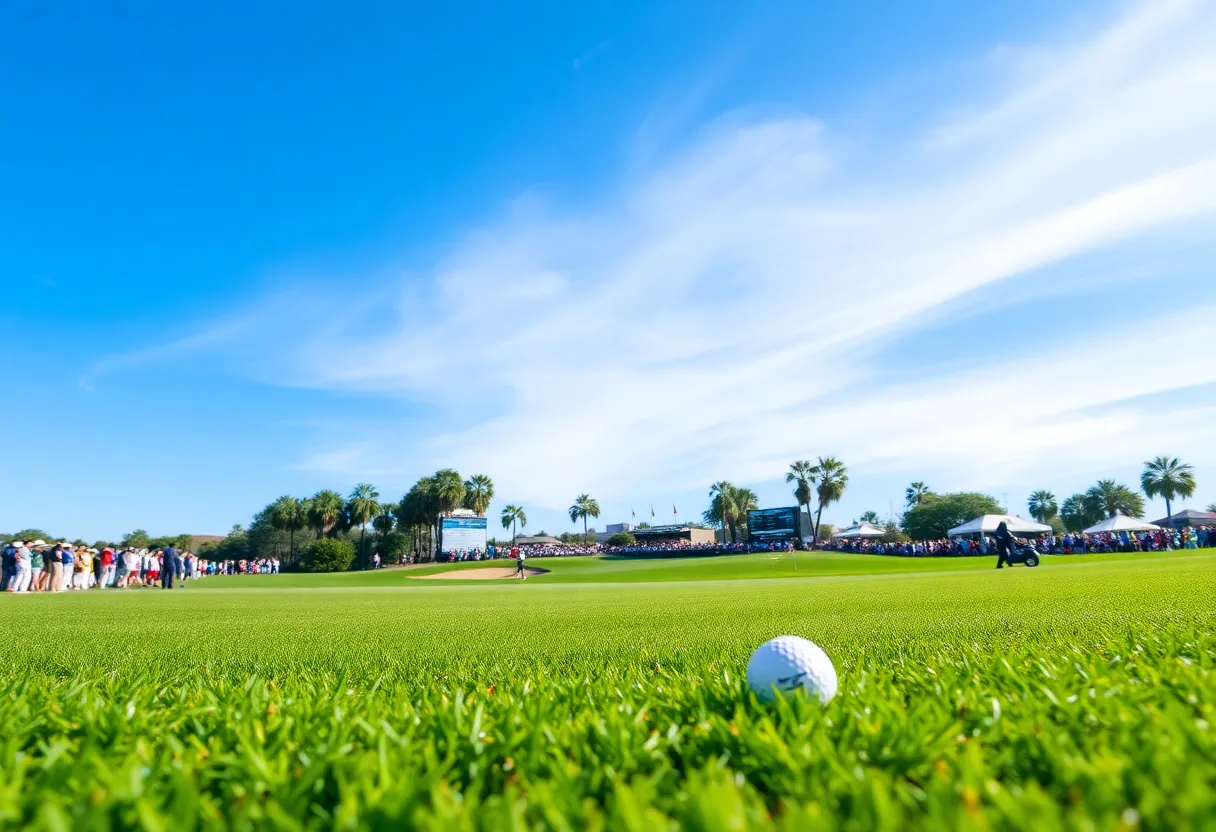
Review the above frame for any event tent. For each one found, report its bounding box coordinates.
[1082,513,1161,534]
[831,522,886,539]
[947,514,1052,538]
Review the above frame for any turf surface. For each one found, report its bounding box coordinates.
[0,551,1211,829]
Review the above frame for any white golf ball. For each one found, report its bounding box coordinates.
[747,635,838,704]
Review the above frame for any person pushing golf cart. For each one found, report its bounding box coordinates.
[995,521,1040,568]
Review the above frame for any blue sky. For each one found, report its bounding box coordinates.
[3,0,1215,541]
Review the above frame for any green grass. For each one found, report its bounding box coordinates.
[0,551,1211,829]
[200,547,1185,587]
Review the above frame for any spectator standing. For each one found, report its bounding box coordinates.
[161,544,180,589]
[100,548,116,588]
[58,544,74,591]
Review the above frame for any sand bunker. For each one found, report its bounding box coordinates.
[414,566,548,581]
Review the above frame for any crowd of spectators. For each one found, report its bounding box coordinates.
[826,526,1213,557]
[0,539,295,593]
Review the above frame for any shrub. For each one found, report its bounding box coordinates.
[301,538,356,573]
[605,532,636,546]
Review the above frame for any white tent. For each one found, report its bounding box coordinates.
[1082,513,1161,534]
[947,514,1052,538]
[832,522,886,539]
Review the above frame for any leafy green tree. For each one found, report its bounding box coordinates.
[604,532,636,546]
[13,528,52,544]
[347,483,381,570]
[122,529,151,549]
[1140,456,1196,521]
[1084,479,1144,519]
[859,511,881,524]
[568,494,601,544]
[462,474,495,515]
[880,522,908,544]
[905,482,932,507]
[811,457,848,544]
[398,478,438,561]
[901,492,1003,541]
[301,537,356,573]
[785,461,815,537]
[376,531,410,565]
[500,504,527,543]
[1027,491,1058,524]
[306,490,345,539]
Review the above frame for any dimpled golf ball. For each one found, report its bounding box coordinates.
[747,635,838,704]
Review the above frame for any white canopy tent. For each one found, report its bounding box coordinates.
[947,514,1052,538]
[1082,513,1161,534]
[831,522,886,539]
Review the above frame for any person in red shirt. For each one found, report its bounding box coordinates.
[100,547,116,588]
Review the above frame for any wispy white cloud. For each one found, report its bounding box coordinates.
[98,0,1216,510]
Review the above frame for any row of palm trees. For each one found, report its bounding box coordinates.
[699,456,850,544]
[264,470,495,567]
[1024,457,1197,531]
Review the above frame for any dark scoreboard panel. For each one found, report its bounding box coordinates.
[747,507,806,540]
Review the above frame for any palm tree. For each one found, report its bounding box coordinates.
[463,474,495,515]
[810,456,848,545]
[1085,479,1145,519]
[859,510,881,524]
[268,496,304,564]
[1208,503,1216,514]
[431,469,466,555]
[501,504,527,543]
[1027,490,1058,524]
[707,481,737,542]
[307,490,345,539]
[568,494,601,544]
[1140,456,1196,521]
[786,462,815,536]
[373,503,396,537]
[905,482,932,507]
[347,483,381,570]
[732,487,759,540]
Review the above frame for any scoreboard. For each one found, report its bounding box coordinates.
[747,507,811,542]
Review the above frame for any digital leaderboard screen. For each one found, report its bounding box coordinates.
[747,507,801,540]
[441,517,488,552]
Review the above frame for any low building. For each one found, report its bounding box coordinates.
[630,524,716,546]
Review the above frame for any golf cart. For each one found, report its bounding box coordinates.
[1007,544,1041,567]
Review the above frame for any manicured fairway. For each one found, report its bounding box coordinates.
[0,552,1211,829]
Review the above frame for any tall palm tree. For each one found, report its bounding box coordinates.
[1085,479,1145,519]
[905,482,932,507]
[463,474,495,515]
[431,469,466,555]
[810,456,848,545]
[568,494,601,544]
[732,486,759,540]
[347,483,381,570]
[373,503,396,537]
[307,490,345,539]
[786,461,815,535]
[1208,503,1216,514]
[501,504,527,543]
[268,495,304,564]
[1140,456,1196,521]
[1027,490,1058,524]
[707,480,737,542]
[859,510,881,524]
